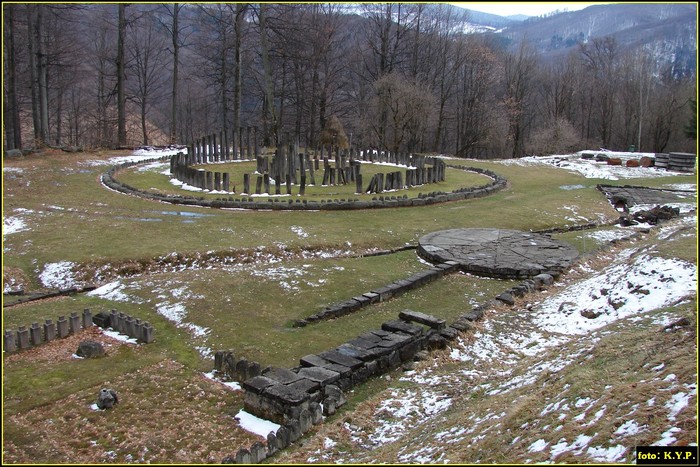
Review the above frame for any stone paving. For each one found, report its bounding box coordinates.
[417,228,580,279]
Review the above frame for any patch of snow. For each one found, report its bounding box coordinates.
[101,328,139,345]
[235,409,280,437]
[665,386,695,421]
[652,427,681,446]
[3,216,28,237]
[528,439,548,452]
[87,280,143,303]
[38,261,79,289]
[614,420,645,437]
[202,371,241,391]
[586,444,627,462]
[291,225,309,238]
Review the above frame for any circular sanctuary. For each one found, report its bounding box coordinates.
[103,154,508,211]
[418,228,580,279]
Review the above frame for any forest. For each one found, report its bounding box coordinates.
[2,2,697,158]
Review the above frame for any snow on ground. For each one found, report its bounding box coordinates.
[86,280,145,304]
[38,261,79,289]
[496,151,694,181]
[3,208,34,240]
[235,409,281,438]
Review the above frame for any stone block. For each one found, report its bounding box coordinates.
[318,349,363,370]
[381,319,424,336]
[69,312,81,334]
[263,367,303,385]
[266,431,278,456]
[337,343,373,361]
[241,376,278,394]
[29,323,42,346]
[234,448,251,464]
[361,292,380,304]
[398,309,446,330]
[296,366,340,385]
[250,441,267,463]
[275,426,290,450]
[4,330,16,353]
[82,309,93,328]
[44,319,56,342]
[263,383,309,406]
[287,378,320,395]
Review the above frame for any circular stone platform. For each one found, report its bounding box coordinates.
[418,228,579,279]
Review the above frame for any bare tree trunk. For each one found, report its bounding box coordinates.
[259,3,278,145]
[233,4,246,135]
[170,3,180,144]
[117,4,127,147]
[3,4,21,149]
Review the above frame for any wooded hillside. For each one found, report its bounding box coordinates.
[3,2,696,156]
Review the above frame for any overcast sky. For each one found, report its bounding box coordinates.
[449,2,605,17]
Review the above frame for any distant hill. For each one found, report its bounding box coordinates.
[464,3,696,77]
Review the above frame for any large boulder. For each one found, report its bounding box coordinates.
[76,340,105,358]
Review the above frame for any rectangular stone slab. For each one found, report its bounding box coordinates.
[241,375,278,394]
[318,349,363,369]
[287,377,321,394]
[381,319,424,336]
[297,366,341,385]
[263,383,309,405]
[398,309,446,330]
[263,367,303,384]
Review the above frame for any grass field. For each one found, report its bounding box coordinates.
[2,148,696,463]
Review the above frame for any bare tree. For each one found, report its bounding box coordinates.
[578,37,620,148]
[503,38,538,157]
[3,4,22,149]
[116,3,127,147]
[127,10,168,145]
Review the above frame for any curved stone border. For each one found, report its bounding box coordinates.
[101,158,508,211]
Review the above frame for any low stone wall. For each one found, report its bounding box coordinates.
[3,308,154,353]
[293,261,460,327]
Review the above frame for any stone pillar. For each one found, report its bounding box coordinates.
[254,126,260,158]
[246,127,252,160]
[17,326,30,349]
[215,172,222,191]
[44,319,56,342]
[243,173,250,195]
[57,316,69,338]
[238,127,245,160]
[125,316,136,339]
[4,330,16,353]
[29,322,42,346]
[255,176,263,195]
[213,133,219,162]
[82,309,93,329]
[141,322,154,343]
[223,172,230,192]
[264,174,271,194]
